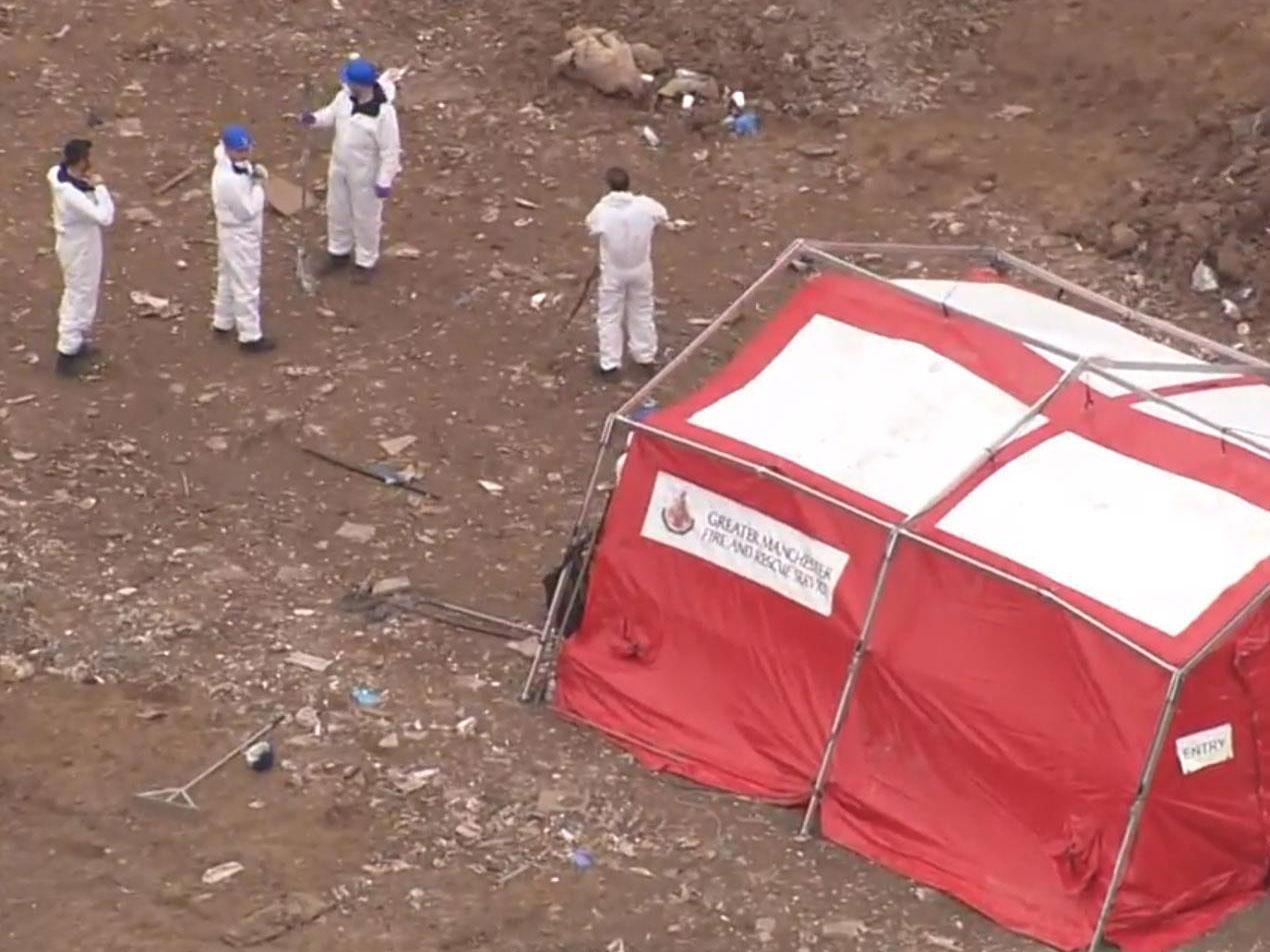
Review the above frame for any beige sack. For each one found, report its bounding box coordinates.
[552,26,646,98]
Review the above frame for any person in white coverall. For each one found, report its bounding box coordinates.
[48,138,115,375]
[584,166,669,377]
[211,125,274,353]
[302,57,402,283]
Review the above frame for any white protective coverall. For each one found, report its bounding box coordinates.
[47,165,115,356]
[311,78,402,269]
[211,143,265,343]
[584,191,669,371]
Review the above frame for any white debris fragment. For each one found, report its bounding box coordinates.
[201,861,244,885]
[1191,260,1219,293]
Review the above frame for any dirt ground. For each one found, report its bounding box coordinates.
[1,0,1267,950]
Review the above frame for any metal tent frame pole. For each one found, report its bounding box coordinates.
[798,527,899,837]
[522,240,806,704]
[1085,670,1185,951]
[796,244,1270,459]
[519,413,619,702]
[1086,584,1270,950]
[805,240,1270,374]
[798,359,1091,838]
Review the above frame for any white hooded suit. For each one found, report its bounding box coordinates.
[47,165,115,356]
[585,191,669,371]
[311,78,402,269]
[210,143,265,343]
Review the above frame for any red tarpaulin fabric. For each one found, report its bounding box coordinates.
[554,270,1270,950]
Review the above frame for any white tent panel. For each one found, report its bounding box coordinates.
[895,280,1233,397]
[936,432,1270,636]
[687,314,1042,516]
[1132,384,1270,460]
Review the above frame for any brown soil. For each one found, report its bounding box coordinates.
[1,1,1266,950]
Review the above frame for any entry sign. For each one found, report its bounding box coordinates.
[1175,724,1234,776]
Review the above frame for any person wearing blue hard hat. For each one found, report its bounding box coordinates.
[210,124,274,352]
[47,138,115,375]
[301,56,402,283]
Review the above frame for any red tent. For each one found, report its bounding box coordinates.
[541,245,1270,952]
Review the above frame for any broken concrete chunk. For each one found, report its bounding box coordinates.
[335,521,376,543]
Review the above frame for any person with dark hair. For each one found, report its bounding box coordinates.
[47,138,115,375]
[584,166,669,377]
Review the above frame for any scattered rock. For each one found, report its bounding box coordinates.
[0,654,36,683]
[477,479,505,496]
[124,206,159,226]
[923,934,962,951]
[796,143,838,158]
[822,918,868,939]
[755,917,778,942]
[1229,108,1266,144]
[10,449,37,462]
[222,892,333,948]
[205,435,230,453]
[275,565,315,585]
[284,651,333,673]
[130,290,180,319]
[371,576,410,597]
[294,706,320,730]
[201,861,245,886]
[507,636,539,659]
[910,143,962,173]
[1191,260,1219,294]
[391,767,440,794]
[1105,222,1139,258]
[993,103,1034,121]
[386,244,421,259]
[114,117,144,138]
[335,522,376,544]
[379,435,417,457]
[536,788,587,813]
[378,732,400,750]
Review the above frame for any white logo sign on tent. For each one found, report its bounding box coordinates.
[640,471,850,616]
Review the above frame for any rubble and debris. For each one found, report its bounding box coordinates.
[335,521,376,543]
[222,893,333,948]
[0,654,36,683]
[993,103,1034,121]
[129,290,180,319]
[1191,260,1219,293]
[201,861,245,885]
[378,435,417,456]
[284,651,333,673]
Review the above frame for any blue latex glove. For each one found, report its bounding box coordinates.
[300,112,316,126]
[374,184,391,199]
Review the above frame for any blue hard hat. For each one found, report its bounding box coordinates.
[221,124,254,151]
[342,58,378,87]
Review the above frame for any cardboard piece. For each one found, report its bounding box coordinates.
[264,175,316,217]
